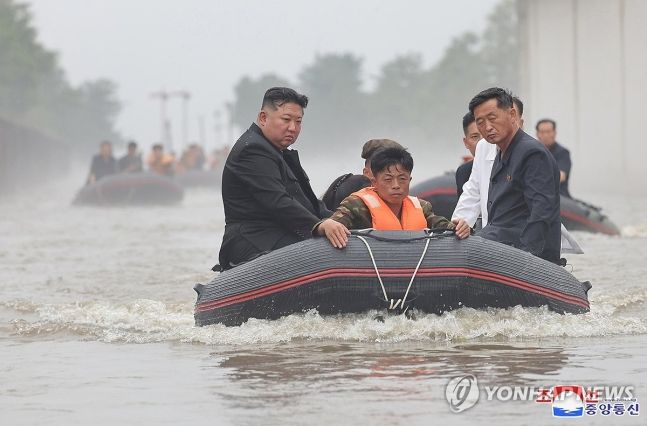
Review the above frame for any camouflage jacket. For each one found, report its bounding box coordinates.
[320,194,455,231]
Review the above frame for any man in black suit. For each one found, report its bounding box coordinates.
[469,87,561,263]
[218,87,340,270]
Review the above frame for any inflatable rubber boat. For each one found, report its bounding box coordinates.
[194,231,591,326]
[174,169,222,188]
[74,172,184,206]
[411,173,620,235]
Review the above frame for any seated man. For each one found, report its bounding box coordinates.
[321,139,403,210]
[147,144,175,176]
[218,87,332,269]
[469,87,561,263]
[455,111,482,196]
[316,147,470,248]
[86,140,116,184]
[117,141,143,173]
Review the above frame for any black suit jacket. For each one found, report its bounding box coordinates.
[455,160,473,197]
[218,123,331,269]
[478,129,561,262]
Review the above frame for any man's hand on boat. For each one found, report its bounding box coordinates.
[452,218,471,239]
[317,219,351,248]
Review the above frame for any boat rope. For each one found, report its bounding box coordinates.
[355,235,431,312]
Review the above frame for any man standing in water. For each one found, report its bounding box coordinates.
[536,119,572,198]
[218,87,337,270]
[469,87,561,263]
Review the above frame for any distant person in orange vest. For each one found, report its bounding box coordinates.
[147,144,175,176]
[86,140,116,184]
[315,146,470,248]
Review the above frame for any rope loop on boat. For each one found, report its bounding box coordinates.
[355,235,431,314]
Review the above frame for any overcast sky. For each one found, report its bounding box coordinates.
[25,0,499,151]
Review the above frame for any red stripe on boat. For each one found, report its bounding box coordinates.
[196,267,589,312]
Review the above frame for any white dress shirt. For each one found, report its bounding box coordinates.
[451,138,583,254]
[452,139,497,227]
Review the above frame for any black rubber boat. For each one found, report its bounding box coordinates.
[174,170,222,188]
[194,231,591,326]
[74,172,184,206]
[411,173,620,236]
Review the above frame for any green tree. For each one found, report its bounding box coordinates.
[297,53,366,148]
[0,0,122,155]
[228,73,291,131]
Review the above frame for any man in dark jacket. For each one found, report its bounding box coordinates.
[536,118,572,197]
[469,87,561,263]
[86,140,116,184]
[218,87,337,270]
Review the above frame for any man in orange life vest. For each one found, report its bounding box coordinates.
[315,146,471,247]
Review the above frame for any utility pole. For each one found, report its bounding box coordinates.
[214,110,222,147]
[150,90,171,150]
[169,90,191,152]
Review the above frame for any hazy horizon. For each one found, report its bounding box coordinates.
[24,0,499,151]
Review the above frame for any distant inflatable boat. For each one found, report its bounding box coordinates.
[74,172,184,206]
[174,169,222,188]
[411,173,620,236]
[194,231,591,327]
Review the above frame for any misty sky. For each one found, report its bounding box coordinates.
[25,0,499,151]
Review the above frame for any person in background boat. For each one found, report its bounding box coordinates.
[452,96,524,228]
[147,144,175,176]
[176,144,206,173]
[86,140,116,185]
[536,119,572,198]
[217,87,333,270]
[117,141,143,173]
[209,145,230,171]
[469,87,561,263]
[321,139,404,210]
[455,112,482,196]
[316,147,471,248]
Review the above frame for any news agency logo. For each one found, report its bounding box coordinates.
[445,374,479,413]
[445,374,641,417]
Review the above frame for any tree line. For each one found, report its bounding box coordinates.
[228,0,519,157]
[0,0,121,156]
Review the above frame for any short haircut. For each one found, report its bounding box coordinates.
[100,140,111,146]
[536,118,557,131]
[127,141,137,149]
[261,87,308,110]
[462,112,475,134]
[468,87,514,114]
[361,139,403,160]
[370,147,414,176]
[152,143,163,150]
[512,96,524,117]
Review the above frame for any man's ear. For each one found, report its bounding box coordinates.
[369,175,377,186]
[257,110,267,126]
[362,166,371,178]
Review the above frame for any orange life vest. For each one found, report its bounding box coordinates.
[353,187,427,230]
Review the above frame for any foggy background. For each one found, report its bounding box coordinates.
[2,0,646,194]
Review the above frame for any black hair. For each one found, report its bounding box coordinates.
[361,139,403,160]
[370,147,414,176]
[100,140,111,146]
[512,96,524,117]
[261,87,308,110]
[152,143,163,150]
[462,111,475,134]
[468,87,514,114]
[535,118,556,131]
[127,141,137,149]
